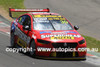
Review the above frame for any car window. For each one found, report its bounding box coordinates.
[18,16,23,24]
[33,16,73,30]
[18,16,26,25]
[22,15,31,29]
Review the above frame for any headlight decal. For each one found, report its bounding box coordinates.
[78,39,85,44]
[37,39,50,44]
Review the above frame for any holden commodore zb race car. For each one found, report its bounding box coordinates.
[9,8,87,60]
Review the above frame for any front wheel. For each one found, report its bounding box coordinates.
[10,32,16,48]
[30,40,36,57]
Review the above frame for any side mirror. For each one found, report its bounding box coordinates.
[23,25,30,30]
[74,25,79,30]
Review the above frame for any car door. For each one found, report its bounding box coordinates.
[21,15,31,47]
[15,15,29,48]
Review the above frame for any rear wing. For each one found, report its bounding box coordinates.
[9,8,50,18]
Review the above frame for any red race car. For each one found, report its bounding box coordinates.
[9,8,87,60]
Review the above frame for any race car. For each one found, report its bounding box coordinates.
[9,8,87,60]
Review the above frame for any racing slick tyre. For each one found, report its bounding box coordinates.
[30,40,36,57]
[10,32,16,48]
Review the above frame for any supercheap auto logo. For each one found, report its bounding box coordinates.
[41,34,81,39]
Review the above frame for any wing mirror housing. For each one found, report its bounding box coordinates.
[74,25,79,30]
[23,25,30,30]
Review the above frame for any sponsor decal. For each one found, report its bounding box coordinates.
[17,38,27,48]
[18,17,22,22]
[15,9,44,11]
[48,17,65,20]
[40,31,77,34]
[34,17,47,21]
[11,23,15,31]
[33,15,61,18]
[40,31,52,34]
[60,20,68,24]
[34,17,49,23]
[65,31,77,34]
[50,36,74,40]
[34,17,66,21]
[33,17,70,25]
[52,31,77,34]
[15,27,30,44]
[51,32,65,34]
[34,20,49,23]
[32,35,36,39]
[41,34,81,39]
[40,31,78,40]
[13,20,18,25]
[34,17,67,23]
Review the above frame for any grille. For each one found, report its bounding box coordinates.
[56,52,78,57]
[52,43,78,57]
[52,43,78,48]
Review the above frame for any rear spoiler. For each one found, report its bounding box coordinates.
[9,8,50,18]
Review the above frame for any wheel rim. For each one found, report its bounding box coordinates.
[30,42,35,56]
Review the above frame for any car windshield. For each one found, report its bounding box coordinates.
[33,16,73,30]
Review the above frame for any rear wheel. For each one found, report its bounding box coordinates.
[10,32,15,48]
[30,40,36,57]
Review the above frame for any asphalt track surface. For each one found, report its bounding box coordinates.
[0,0,100,67]
[24,0,100,40]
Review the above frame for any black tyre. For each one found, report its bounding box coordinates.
[30,40,36,57]
[10,32,15,48]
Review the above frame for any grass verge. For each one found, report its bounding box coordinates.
[0,0,25,17]
[82,35,100,52]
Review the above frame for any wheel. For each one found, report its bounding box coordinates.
[30,40,36,57]
[10,32,15,48]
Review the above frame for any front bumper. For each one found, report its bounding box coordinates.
[35,41,87,57]
[35,56,86,60]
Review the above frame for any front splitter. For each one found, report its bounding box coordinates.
[35,56,86,60]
